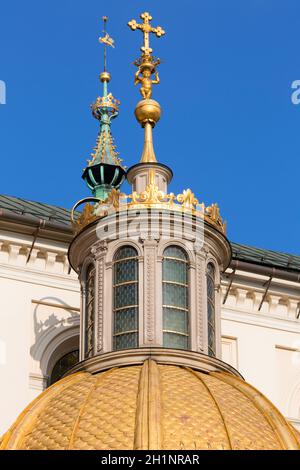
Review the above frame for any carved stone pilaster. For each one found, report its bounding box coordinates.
[195,252,206,352]
[91,240,108,259]
[79,281,86,361]
[96,256,105,352]
[91,240,108,354]
[143,239,157,345]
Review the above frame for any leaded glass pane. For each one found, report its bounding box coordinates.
[208,324,215,344]
[85,264,95,358]
[162,246,189,349]
[113,332,138,350]
[163,332,188,350]
[114,308,138,334]
[207,302,215,327]
[164,246,187,261]
[114,246,137,260]
[114,284,138,308]
[163,308,188,334]
[207,276,214,300]
[113,246,139,351]
[114,259,137,284]
[163,283,187,309]
[207,263,216,357]
[207,263,215,276]
[163,259,188,284]
[50,350,79,385]
[208,325,216,355]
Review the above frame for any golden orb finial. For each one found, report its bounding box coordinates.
[134,99,161,127]
[99,71,111,83]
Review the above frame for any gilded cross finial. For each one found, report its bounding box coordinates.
[128,12,165,100]
[128,11,165,55]
[128,12,165,164]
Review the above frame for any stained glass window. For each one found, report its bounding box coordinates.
[113,246,138,350]
[85,264,95,358]
[50,350,79,385]
[207,263,216,357]
[162,246,189,349]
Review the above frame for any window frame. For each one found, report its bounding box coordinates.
[112,246,139,350]
[207,262,216,357]
[162,245,190,350]
[84,262,96,359]
[49,349,79,385]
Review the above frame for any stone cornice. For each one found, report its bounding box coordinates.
[0,264,79,291]
[67,347,244,379]
[0,217,73,244]
[222,308,300,334]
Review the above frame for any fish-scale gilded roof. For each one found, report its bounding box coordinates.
[1,360,299,450]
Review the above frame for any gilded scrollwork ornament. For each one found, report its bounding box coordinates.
[72,183,226,236]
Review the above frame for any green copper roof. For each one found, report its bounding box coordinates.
[0,194,73,226]
[231,242,300,271]
[0,194,299,272]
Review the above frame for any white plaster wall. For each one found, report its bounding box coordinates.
[0,236,80,435]
[221,283,300,431]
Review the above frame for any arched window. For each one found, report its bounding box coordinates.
[113,246,139,350]
[162,245,189,349]
[85,263,95,358]
[50,350,79,385]
[207,263,216,357]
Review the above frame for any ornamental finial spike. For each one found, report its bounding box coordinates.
[81,18,126,202]
[99,16,115,82]
[128,12,165,163]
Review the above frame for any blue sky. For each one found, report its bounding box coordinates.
[1,0,300,255]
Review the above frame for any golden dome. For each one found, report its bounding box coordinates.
[1,359,299,450]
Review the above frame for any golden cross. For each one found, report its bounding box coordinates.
[128,12,165,54]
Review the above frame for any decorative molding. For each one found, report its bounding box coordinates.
[139,232,160,243]
[96,256,105,352]
[67,347,243,379]
[143,240,157,344]
[29,318,80,392]
[221,283,300,322]
[0,238,71,275]
[0,264,78,293]
[195,253,205,352]
[222,308,300,334]
[221,335,238,369]
[91,240,108,259]
[199,244,210,258]
[29,373,47,391]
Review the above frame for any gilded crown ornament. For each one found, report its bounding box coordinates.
[91,93,120,119]
[71,184,226,236]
